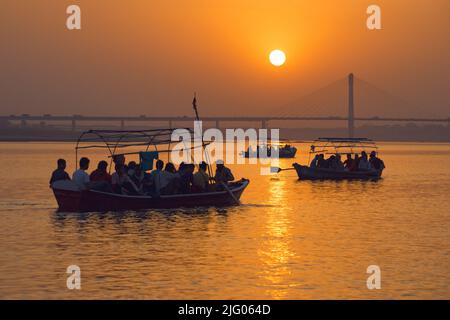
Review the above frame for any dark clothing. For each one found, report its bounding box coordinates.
[90,169,112,184]
[343,159,354,169]
[179,171,193,193]
[49,169,70,185]
[214,166,234,183]
[317,158,328,168]
[370,157,385,170]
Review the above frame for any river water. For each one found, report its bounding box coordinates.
[0,141,449,299]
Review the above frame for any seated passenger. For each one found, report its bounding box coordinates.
[369,151,385,171]
[317,154,327,168]
[358,151,371,171]
[343,154,354,170]
[309,155,319,168]
[72,157,91,190]
[214,160,234,185]
[349,154,360,171]
[149,160,165,196]
[335,153,345,170]
[130,164,145,192]
[113,154,126,169]
[90,160,112,184]
[49,158,71,186]
[159,162,178,194]
[178,163,195,193]
[111,164,140,195]
[192,161,210,192]
[127,161,137,177]
[328,155,338,169]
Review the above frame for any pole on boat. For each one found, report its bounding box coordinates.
[270,166,296,173]
[221,182,241,205]
[348,73,355,138]
[192,94,239,205]
[192,93,213,179]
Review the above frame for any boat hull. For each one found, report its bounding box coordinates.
[52,179,250,212]
[293,163,382,180]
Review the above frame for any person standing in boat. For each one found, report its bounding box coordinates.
[49,158,71,186]
[214,160,234,184]
[369,151,385,171]
[72,157,91,190]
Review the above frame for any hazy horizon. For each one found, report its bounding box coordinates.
[1,0,449,118]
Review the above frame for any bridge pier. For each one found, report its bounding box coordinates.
[120,120,125,130]
[20,119,27,127]
[71,119,76,131]
[215,120,220,129]
[348,73,355,138]
[261,120,268,129]
[168,120,173,128]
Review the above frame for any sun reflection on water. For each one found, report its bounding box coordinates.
[257,179,297,299]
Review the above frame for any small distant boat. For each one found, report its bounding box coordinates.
[241,144,297,158]
[293,137,384,180]
[51,128,250,212]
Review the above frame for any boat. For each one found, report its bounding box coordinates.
[292,137,384,180]
[51,128,250,212]
[241,143,297,158]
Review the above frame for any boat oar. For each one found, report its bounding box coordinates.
[221,182,241,205]
[270,166,296,173]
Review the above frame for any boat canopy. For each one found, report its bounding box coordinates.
[75,128,211,171]
[308,137,379,161]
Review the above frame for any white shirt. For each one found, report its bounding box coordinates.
[72,169,90,190]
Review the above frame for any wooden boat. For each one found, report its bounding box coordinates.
[293,163,382,180]
[241,144,297,158]
[51,128,250,212]
[293,137,384,180]
[52,179,249,212]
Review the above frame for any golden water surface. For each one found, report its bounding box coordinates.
[0,142,449,299]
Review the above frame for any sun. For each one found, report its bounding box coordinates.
[269,49,286,67]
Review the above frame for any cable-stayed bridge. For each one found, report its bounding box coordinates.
[2,74,449,138]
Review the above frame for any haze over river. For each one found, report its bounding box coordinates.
[0,142,449,299]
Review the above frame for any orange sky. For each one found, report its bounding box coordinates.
[1,0,449,117]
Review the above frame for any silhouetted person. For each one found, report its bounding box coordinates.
[350,154,360,171]
[214,160,234,184]
[149,159,165,196]
[179,163,195,193]
[369,151,385,170]
[358,151,371,170]
[335,153,344,170]
[112,164,139,195]
[193,161,210,192]
[90,160,112,184]
[317,154,327,168]
[49,159,70,186]
[343,154,354,170]
[310,155,319,168]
